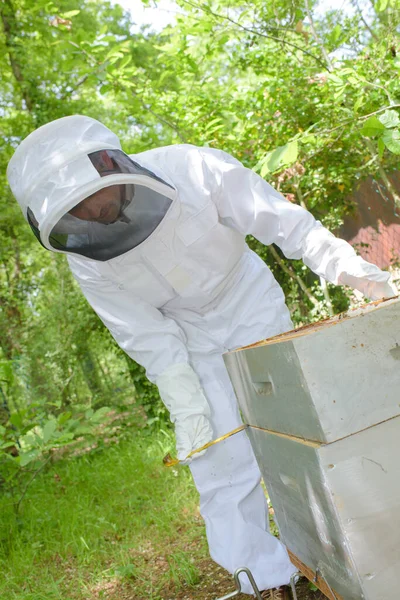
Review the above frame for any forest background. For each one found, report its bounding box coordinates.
[0,0,399,598]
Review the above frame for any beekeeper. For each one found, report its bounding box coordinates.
[7,115,396,597]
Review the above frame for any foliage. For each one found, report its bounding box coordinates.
[0,427,208,599]
[0,0,399,496]
[0,0,167,498]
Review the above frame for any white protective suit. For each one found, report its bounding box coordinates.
[7,115,396,594]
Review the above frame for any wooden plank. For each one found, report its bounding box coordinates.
[233,297,395,351]
[250,424,322,448]
[288,550,344,600]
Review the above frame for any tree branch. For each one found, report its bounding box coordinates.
[67,41,186,141]
[268,245,319,307]
[352,0,378,41]
[131,90,187,142]
[0,0,33,111]
[303,103,400,140]
[60,74,90,100]
[15,455,52,514]
[304,0,333,70]
[294,176,333,315]
[178,0,329,70]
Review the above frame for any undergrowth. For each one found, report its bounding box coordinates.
[0,427,207,599]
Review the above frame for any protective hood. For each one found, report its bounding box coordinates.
[7,115,176,261]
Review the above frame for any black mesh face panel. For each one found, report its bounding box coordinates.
[48,183,172,261]
[88,149,174,188]
[27,207,46,248]
[30,149,174,261]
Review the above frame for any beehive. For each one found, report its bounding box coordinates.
[224,297,400,600]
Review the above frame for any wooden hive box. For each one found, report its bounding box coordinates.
[224,298,400,600]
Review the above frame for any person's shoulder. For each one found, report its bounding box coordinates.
[132,144,242,187]
[134,143,241,166]
[132,144,218,185]
[135,143,202,162]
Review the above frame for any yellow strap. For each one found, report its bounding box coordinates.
[163,424,249,467]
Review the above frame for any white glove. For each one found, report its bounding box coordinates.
[338,271,398,300]
[366,278,397,300]
[156,363,214,464]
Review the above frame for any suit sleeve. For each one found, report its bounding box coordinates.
[67,255,189,383]
[200,147,392,299]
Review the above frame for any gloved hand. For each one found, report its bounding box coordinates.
[337,254,398,300]
[174,414,213,464]
[367,278,398,300]
[156,363,214,464]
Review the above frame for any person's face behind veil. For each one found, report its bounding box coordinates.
[69,185,125,224]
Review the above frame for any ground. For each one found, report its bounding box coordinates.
[0,425,329,600]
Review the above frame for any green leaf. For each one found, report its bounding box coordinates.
[347,75,360,85]
[54,432,75,444]
[301,134,317,145]
[105,47,124,61]
[333,86,347,100]
[99,35,118,43]
[19,449,41,467]
[259,141,298,176]
[65,419,81,432]
[9,413,23,429]
[360,116,385,137]
[19,430,38,449]
[0,442,16,450]
[328,73,344,86]
[375,0,389,11]
[74,425,94,435]
[0,360,14,385]
[379,109,400,129]
[119,54,133,70]
[354,95,365,112]
[158,70,172,86]
[91,407,111,423]
[58,411,72,426]
[382,128,400,154]
[85,408,94,420]
[100,84,113,95]
[61,10,80,18]
[42,419,57,444]
[108,54,124,65]
[204,117,222,132]
[331,24,342,43]
[119,79,135,88]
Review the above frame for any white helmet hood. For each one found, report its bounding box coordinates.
[7,115,176,260]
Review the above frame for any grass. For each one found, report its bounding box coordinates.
[0,426,236,600]
[0,424,301,600]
